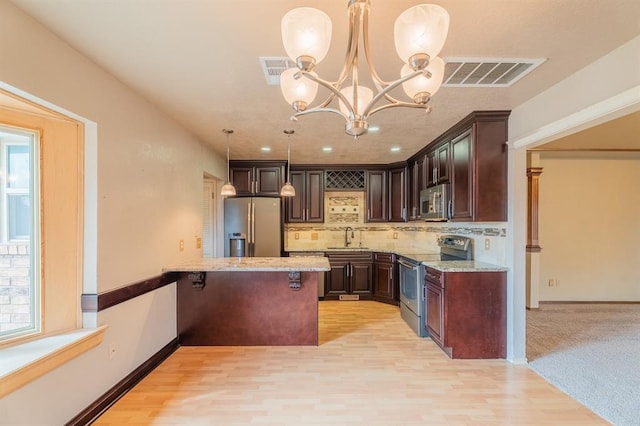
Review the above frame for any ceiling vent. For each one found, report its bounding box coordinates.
[261,56,545,88]
[260,56,295,86]
[442,57,546,87]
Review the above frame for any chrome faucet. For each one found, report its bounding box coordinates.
[345,226,354,247]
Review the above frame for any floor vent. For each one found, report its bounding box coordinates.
[442,57,546,87]
[339,295,360,301]
[260,56,295,86]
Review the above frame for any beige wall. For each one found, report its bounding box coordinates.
[537,153,640,301]
[0,2,225,423]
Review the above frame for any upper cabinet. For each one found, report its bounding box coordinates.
[426,142,450,187]
[366,170,387,222]
[388,166,407,222]
[449,112,510,222]
[407,110,510,222]
[286,169,324,223]
[230,161,284,196]
[408,156,425,220]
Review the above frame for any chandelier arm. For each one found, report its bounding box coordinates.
[361,69,423,117]
[301,72,357,120]
[367,101,430,118]
[292,106,349,122]
[362,3,392,88]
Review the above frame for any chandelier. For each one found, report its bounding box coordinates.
[280,1,449,138]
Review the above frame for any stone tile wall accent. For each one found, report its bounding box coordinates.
[326,191,364,224]
[0,243,32,333]
[285,222,508,265]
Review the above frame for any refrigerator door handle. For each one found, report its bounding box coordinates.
[246,202,252,255]
[251,201,256,249]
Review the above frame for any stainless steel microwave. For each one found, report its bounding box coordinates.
[420,183,450,221]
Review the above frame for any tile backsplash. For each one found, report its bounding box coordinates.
[285,192,507,265]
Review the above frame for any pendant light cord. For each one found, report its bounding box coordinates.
[284,129,294,183]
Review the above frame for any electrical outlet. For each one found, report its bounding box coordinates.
[548,278,558,287]
[196,237,202,249]
[484,238,490,250]
[311,233,318,240]
[393,232,398,239]
[179,240,184,251]
[294,232,300,240]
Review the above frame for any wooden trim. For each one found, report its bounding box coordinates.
[81,272,180,313]
[527,167,543,250]
[65,337,179,426]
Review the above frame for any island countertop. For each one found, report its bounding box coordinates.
[163,256,331,273]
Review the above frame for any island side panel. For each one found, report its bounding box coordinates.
[177,271,318,346]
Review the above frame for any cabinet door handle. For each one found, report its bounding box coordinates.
[447,199,452,219]
[402,207,406,220]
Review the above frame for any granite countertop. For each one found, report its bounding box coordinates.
[422,260,508,272]
[163,256,331,272]
[286,249,507,272]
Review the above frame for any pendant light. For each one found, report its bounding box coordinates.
[280,130,296,197]
[220,128,236,196]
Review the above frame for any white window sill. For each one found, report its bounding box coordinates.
[0,325,108,398]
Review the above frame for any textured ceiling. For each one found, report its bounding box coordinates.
[9,0,640,164]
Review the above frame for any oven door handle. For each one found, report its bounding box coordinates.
[398,259,419,271]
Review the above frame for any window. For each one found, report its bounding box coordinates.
[0,127,40,340]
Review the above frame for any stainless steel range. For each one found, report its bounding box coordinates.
[399,235,473,337]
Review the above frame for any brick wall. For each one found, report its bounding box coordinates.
[0,243,32,333]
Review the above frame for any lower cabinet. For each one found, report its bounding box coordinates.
[372,252,397,305]
[325,252,373,300]
[425,267,506,359]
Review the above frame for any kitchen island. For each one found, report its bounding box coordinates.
[164,257,330,346]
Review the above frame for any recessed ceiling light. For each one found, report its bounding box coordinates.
[322,147,333,152]
[368,126,380,132]
[390,146,401,153]
[261,147,271,152]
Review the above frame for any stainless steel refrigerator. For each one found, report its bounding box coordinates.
[223,197,282,257]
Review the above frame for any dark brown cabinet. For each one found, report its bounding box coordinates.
[325,252,373,299]
[229,161,284,196]
[424,266,507,359]
[373,252,397,305]
[286,170,324,223]
[388,166,407,222]
[449,112,509,221]
[426,142,449,187]
[366,170,387,222]
[408,156,425,220]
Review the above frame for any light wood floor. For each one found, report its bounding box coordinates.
[95,301,605,425]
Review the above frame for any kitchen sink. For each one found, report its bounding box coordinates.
[326,246,369,250]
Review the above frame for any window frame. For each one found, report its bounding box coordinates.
[0,127,41,342]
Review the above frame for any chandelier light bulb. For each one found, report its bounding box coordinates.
[281,7,332,67]
[338,85,374,118]
[394,4,450,64]
[401,56,445,102]
[280,68,319,110]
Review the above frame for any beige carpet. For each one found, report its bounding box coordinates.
[527,303,640,426]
